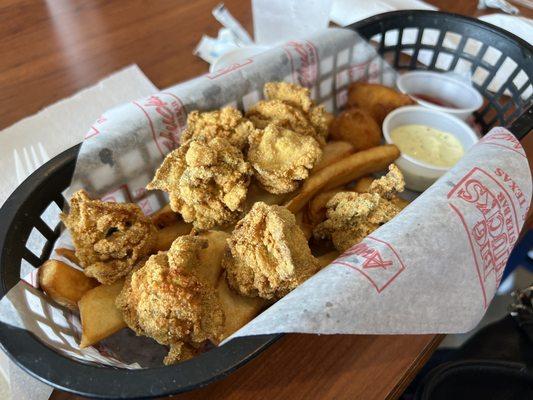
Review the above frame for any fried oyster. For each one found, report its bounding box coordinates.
[247,124,322,194]
[313,164,405,252]
[147,136,252,229]
[222,202,320,300]
[61,190,156,284]
[261,81,332,142]
[180,107,255,150]
[116,235,224,365]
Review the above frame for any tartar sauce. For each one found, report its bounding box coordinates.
[390,124,464,168]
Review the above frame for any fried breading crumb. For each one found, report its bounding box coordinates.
[313,164,405,252]
[369,164,405,199]
[222,202,320,300]
[147,136,252,229]
[180,107,255,150]
[116,235,224,365]
[248,124,322,194]
[61,190,156,284]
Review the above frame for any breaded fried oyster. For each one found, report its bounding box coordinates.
[313,164,406,252]
[147,136,252,229]
[248,124,322,194]
[61,190,156,284]
[116,235,224,365]
[247,83,332,145]
[222,202,320,300]
[180,107,255,150]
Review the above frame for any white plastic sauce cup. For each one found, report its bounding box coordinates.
[397,71,483,121]
[383,106,479,192]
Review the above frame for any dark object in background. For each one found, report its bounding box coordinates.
[415,315,533,400]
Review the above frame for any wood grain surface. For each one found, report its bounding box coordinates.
[0,1,530,399]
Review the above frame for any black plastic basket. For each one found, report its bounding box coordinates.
[0,10,531,400]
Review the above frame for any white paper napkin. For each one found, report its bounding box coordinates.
[330,0,437,26]
[0,64,157,400]
[0,65,157,208]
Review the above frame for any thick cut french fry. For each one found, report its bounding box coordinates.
[55,248,80,265]
[285,145,400,214]
[154,221,192,251]
[317,251,340,268]
[150,204,178,229]
[39,260,97,310]
[244,183,289,212]
[197,230,230,288]
[307,188,344,225]
[391,196,411,210]
[79,281,126,348]
[217,276,267,340]
[295,210,313,240]
[313,141,355,173]
[352,176,374,193]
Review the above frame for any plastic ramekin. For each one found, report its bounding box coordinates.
[397,71,484,121]
[383,106,479,192]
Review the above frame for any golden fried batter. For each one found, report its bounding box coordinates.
[116,235,224,365]
[313,164,405,252]
[308,104,333,141]
[222,202,320,300]
[369,164,405,199]
[61,190,156,285]
[263,82,332,141]
[264,81,313,112]
[247,83,331,145]
[248,124,322,194]
[147,136,252,229]
[247,99,318,139]
[180,107,255,150]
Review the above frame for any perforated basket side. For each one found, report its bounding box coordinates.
[349,10,533,133]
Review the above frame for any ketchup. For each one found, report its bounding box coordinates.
[411,93,459,109]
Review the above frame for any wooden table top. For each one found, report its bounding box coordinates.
[1,1,531,400]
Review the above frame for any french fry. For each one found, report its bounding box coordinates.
[150,204,178,229]
[352,176,374,193]
[244,183,289,212]
[313,141,355,173]
[391,196,411,210]
[295,210,313,240]
[154,221,192,252]
[216,276,267,340]
[79,281,126,348]
[39,260,97,310]
[317,251,340,268]
[307,188,344,225]
[285,145,400,213]
[55,248,80,265]
[197,230,230,288]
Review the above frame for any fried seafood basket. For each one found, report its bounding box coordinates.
[0,10,531,399]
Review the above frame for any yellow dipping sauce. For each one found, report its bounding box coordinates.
[390,124,464,168]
